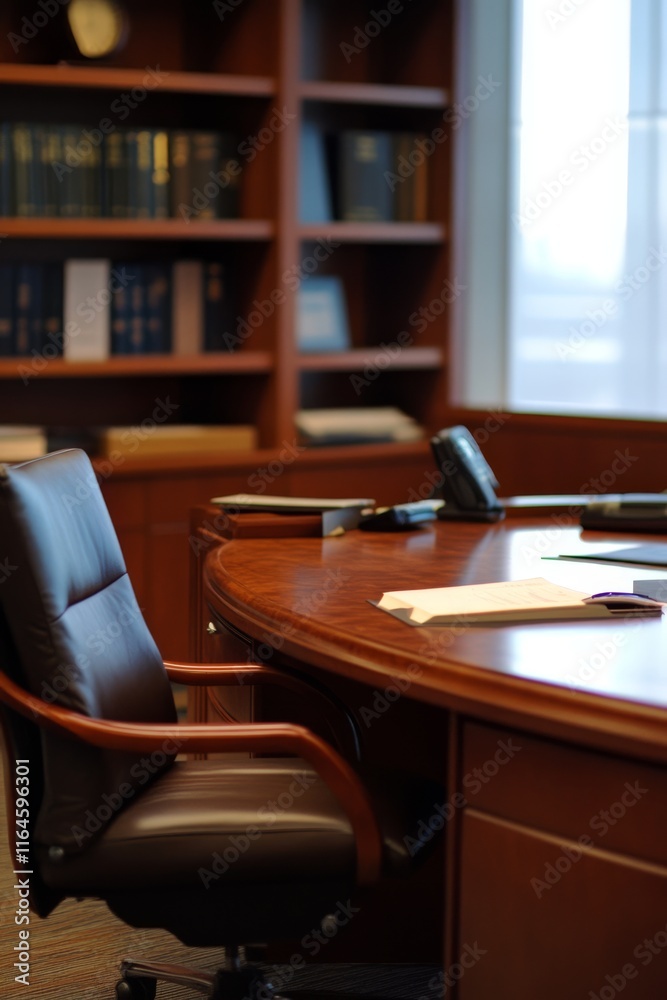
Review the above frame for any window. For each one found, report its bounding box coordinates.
[454,0,667,419]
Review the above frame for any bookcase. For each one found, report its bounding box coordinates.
[0,0,454,655]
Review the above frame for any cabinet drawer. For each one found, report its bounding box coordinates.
[461,721,667,866]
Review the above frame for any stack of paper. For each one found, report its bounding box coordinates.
[0,426,48,462]
[296,407,423,446]
[376,577,665,626]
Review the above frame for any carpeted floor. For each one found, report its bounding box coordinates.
[0,755,438,999]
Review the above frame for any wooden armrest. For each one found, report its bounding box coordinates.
[164,660,362,761]
[0,670,381,884]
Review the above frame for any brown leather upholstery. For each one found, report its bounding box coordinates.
[0,450,176,857]
[0,449,441,959]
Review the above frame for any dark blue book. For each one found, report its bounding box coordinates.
[14,264,42,355]
[12,124,40,217]
[126,130,154,219]
[103,129,129,218]
[151,130,170,220]
[203,262,235,352]
[143,262,171,352]
[0,123,13,216]
[0,264,14,355]
[41,262,64,355]
[110,261,133,354]
[337,130,394,222]
[59,124,84,217]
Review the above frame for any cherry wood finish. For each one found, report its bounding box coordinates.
[0,660,382,885]
[200,518,667,997]
[0,0,452,453]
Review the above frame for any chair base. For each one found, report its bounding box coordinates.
[117,956,288,1000]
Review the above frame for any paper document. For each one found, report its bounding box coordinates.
[548,543,667,568]
[375,577,664,626]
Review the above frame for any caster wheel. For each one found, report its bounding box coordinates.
[115,976,157,999]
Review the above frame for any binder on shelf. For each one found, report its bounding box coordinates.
[63,259,111,361]
[296,275,350,353]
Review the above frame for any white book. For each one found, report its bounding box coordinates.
[63,259,111,361]
[172,260,204,355]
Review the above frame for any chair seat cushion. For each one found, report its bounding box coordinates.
[40,758,357,892]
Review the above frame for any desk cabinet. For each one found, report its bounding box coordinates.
[457,723,667,999]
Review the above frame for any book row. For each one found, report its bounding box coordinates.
[301,127,431,224]
[0,124,240,220]
[0,259,235,359]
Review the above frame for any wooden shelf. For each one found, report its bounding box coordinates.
[0,63,275,97]
[298,347,444,372]
[0,218,274,241]
[298,222,446,244]
[299,81,449,108]
[0,352,273,379]
[91,437,431,478]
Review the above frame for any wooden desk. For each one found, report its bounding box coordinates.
[196,514,667,998]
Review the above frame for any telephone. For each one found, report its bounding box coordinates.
[430,425,505,522]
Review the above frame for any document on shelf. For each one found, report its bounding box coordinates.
[374,577,664,626]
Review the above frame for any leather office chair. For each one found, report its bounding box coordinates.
[0,450,440,1000]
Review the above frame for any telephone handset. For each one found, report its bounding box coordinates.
[430,425,505,522]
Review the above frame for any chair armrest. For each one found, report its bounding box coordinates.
[164,660,362,761]
[0,669,381,884]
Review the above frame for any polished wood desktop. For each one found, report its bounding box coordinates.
[195,512,667,999]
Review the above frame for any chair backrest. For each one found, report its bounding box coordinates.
[0,450,177,865]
